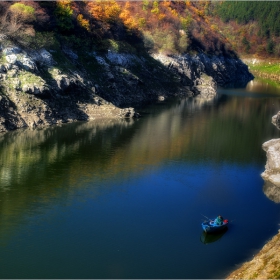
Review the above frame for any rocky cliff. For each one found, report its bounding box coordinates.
[261,112,280,194]
[0,36,253,133]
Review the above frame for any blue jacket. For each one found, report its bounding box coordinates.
[214,216,223,225]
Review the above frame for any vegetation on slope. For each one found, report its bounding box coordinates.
[1,1,280,59]
[216,1,280,37]
[215,1,280,57]
[0,1,236,57]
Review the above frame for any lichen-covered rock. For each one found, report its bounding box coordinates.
[5,54,17,64]
[261,137,280,203]
[16,54,37,71]
[22,84,50,96]
[3,47,37,72]
[262,139,280,173]
[106,50,141,67]
[3,47,21,56]
[29,49,55,66]
[263,179,280,203]
[0,41,253,133]
[194,73,217,99]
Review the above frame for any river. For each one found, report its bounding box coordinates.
[1,79,280,278]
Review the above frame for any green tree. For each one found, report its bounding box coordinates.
[242,36,250,53]
[55,0,74,33]
[266,39,275,55]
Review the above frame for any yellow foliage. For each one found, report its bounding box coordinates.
[77,14,90,31]
[138,17,146,28]
[171,9,178,17]
[197,10,204,18]
[151,1,159,14]
[210,24,218,32]
[151,7,159,14]
[104,3,121,21]
[57,0,72,7]
[119,9,130,21]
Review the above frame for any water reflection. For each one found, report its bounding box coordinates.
[0,84,280,259]
[246,79,280,95]
[200,228,228,245]
[1,82,280,278]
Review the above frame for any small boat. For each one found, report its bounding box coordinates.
[201,219,229,233]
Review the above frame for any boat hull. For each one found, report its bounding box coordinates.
[201,220,228,233]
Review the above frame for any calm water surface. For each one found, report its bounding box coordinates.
[1,79,280,278]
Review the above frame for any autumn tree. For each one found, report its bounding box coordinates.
[119,2,138,31]
[77,14,90,31]
[0,3,35,37]
[87,0,121,23]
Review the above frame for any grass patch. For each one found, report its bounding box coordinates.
[249,62,280,76]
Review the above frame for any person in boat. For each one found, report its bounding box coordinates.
[214,215,224,225]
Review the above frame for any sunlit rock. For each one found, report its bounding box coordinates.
[262,139,280,171]
[262,132,280,203]
[272,111,280,130]
[263,179,280,203]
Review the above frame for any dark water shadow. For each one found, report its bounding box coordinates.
[200,227,228,245]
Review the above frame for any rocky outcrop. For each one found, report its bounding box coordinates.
[261,139,280,184]
[0,39,253,133]
[261,112,280,194]
[272,111,280,130]
[152,53,253,93]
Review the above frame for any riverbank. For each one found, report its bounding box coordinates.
[0,36,253,133]
[243,58,280,86]
[227,230,280,279]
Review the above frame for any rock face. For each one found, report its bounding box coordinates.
[261,113,280,194]
[262,139,280,179]
[0,40,253,133]
[272,111,280,129]
[152,53,253,92]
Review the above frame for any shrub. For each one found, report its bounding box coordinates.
[54,0,74,32]
[0,3,35,38]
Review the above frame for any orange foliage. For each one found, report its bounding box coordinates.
[158,13,166,21]
[77,14,90,31]
[161,1,171,8]
[87,0,121,23]
[119,1,138,30]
